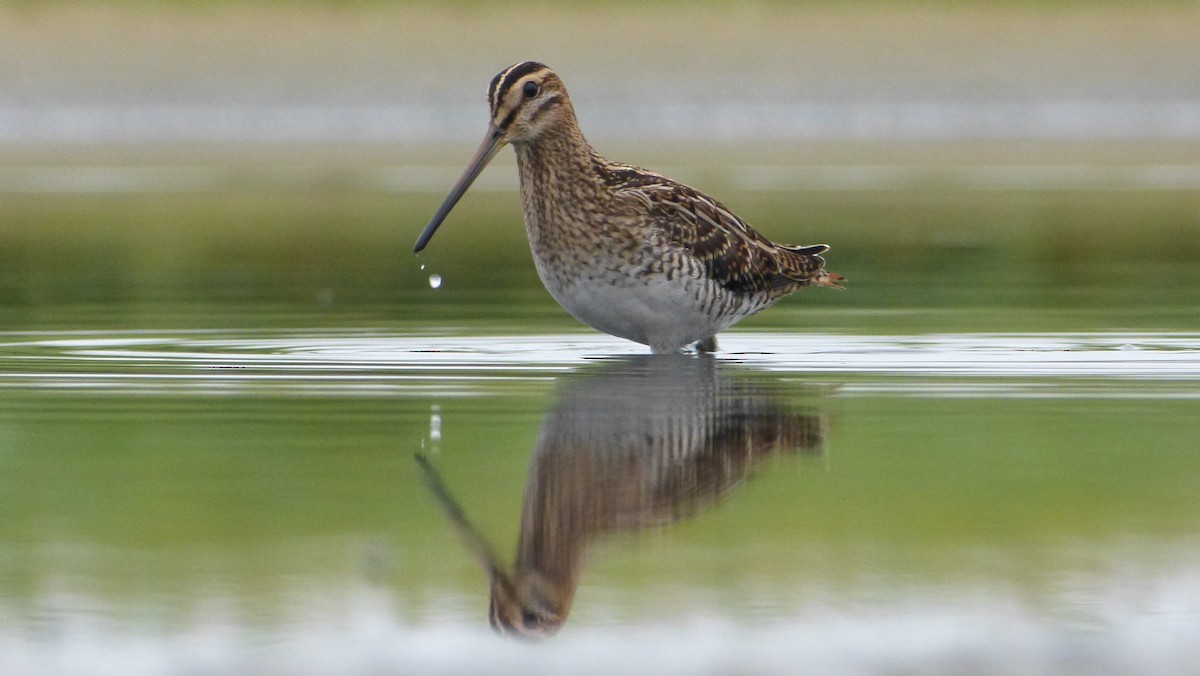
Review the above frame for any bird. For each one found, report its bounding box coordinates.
[415,61,844,354]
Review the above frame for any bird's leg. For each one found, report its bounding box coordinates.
[694,336,719,353]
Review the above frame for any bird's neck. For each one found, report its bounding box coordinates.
[512,123,612,258]
[513,124,606,198]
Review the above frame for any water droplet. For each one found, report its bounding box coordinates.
[430,405,442,443]
[428,274,443,289]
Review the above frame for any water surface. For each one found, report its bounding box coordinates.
[1,326,1198,674]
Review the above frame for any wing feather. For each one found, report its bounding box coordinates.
[614,180,833,295]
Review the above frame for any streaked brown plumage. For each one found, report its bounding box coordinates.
[416,61,844,353]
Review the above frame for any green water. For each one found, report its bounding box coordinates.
[1,178,1199,672]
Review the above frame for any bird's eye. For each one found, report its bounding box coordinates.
[521,611,541,629]
[523,81,539,98]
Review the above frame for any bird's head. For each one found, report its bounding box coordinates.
[414,61,573,253]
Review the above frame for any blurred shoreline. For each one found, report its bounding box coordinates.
[2,3,1198,163]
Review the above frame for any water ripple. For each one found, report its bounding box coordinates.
[1,330,1198,399]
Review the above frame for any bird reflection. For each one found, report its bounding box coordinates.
[417,355,827,639]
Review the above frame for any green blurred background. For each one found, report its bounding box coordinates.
[1,1,1197,333]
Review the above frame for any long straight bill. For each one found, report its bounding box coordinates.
[413,454,508,581]
[413,125,506,253]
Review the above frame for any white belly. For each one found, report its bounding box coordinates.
[534,258,762,353]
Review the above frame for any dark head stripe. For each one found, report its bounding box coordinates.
[488,61,550,114]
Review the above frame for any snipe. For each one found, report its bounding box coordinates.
[416,61,844,353]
